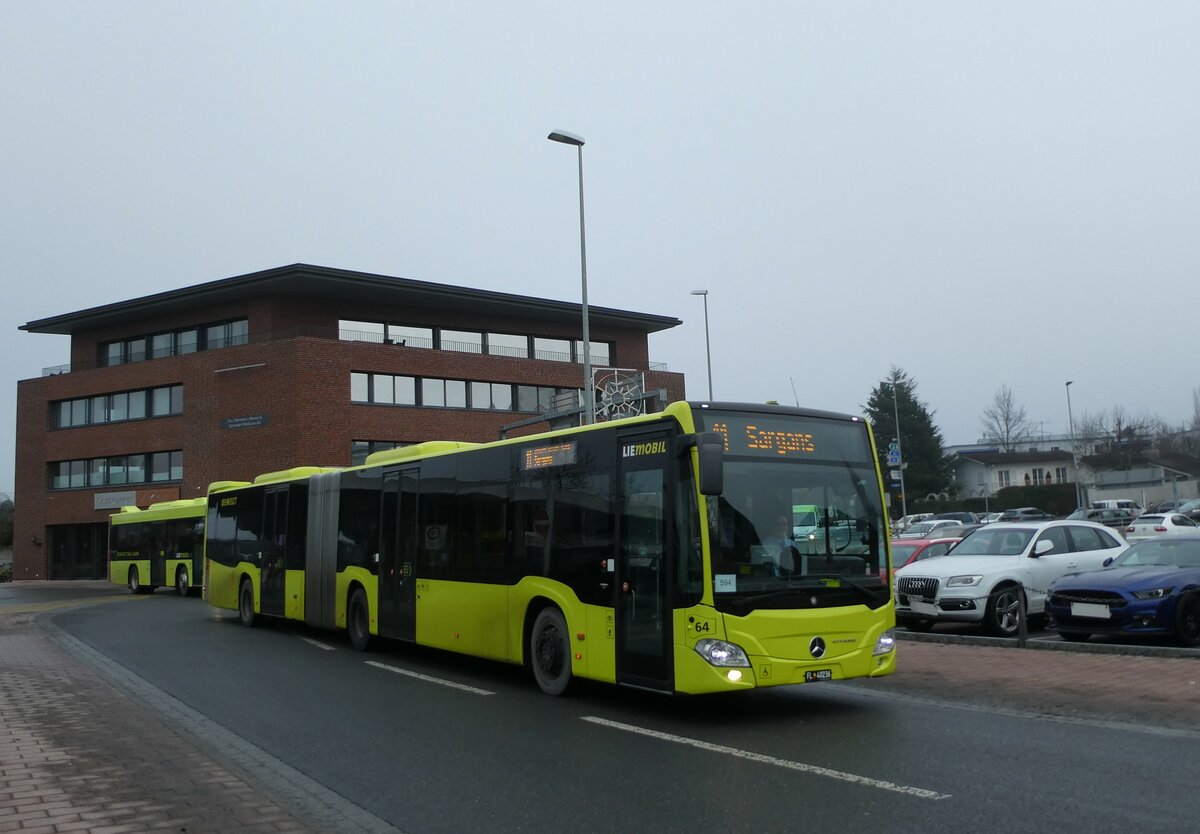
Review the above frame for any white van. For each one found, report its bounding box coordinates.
[1091,498,1142,513]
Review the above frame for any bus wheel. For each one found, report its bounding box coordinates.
[176,566,190,597]
[128,567,140,595]
[348,588,373,651]
[530,607,572,696]
[238,580,257,627]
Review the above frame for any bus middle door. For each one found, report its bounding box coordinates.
[615,428,674,693]
[260,487,288,617]
[379,466,418,641]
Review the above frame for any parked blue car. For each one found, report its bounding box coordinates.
[1046,536,1200,647]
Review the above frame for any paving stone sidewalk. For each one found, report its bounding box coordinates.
[878,638,1200,730]
[0,609,315,834]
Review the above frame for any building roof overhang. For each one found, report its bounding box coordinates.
[20,263,683,336]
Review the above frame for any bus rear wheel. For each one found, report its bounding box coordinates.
[128,567,140,595]
[175,566,190,597]
[530,607,572,696]
[348,588,373,651]
[238,580,257,627]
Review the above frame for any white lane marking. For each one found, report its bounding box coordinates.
[581,716,951,801]
[298,636,337,651]
[365,660,495,695]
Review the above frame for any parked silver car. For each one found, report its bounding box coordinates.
[895,521,1127,636]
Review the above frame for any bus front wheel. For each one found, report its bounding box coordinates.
[348,588,373,651]
[530,607,572,696]
[238,580,257,627]
[176,566,190,597]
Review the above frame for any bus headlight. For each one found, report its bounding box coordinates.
[873,629,896,655]
[694,638,751,667]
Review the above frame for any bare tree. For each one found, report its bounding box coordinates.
[1075,406,1161,469]
[979,384,1032,451]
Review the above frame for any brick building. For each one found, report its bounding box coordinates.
[14,263,685,580]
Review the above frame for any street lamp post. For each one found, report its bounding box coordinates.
[548,130,595,425]
[690,289,713,400]
[1066,380,1081,508]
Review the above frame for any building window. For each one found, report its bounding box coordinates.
[49,450,183,490]
[440,329,483,354]
[534,337,572,362]
[53,385,182,429]
[1055,467,1068,483]
[487,333,529,359]
[574,339,611,367]
[1031,467,1046,485]
[997,470,1011,489]
[102,318,246,366]
[352,372,575,413]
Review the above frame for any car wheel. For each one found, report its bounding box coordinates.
[984,584,1022,637]
[1174,592,1200,648]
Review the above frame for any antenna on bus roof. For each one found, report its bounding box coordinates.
[789,377,799,407]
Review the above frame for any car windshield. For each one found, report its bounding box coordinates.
[944,526,1034,556]
[1066,509,1092,520]
[1132,515,1164,525]
[1113,539,1200,568]
[1179,500,1200,512]
[891,543,920,561]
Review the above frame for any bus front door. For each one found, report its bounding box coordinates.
[260,488,289,617]
[379,467,418,641]
[615,429,674,692]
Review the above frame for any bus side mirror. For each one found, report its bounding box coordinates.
[696,432,724,496]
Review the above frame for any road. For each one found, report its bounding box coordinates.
[45,593,1199,834]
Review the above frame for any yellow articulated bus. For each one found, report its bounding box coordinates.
[109,498,207,595]
[204,401,895,695]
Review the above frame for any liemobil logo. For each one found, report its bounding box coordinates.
[809,636,826,659]
[621,440,667,458]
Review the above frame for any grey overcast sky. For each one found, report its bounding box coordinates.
[4,1,1199,497]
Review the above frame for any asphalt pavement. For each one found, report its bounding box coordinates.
[2,580,1198,832]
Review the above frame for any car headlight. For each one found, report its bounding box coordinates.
[874,629,896,656]
[694,638,751,667]
[1131,587,1174,600]
[946,575,983,587]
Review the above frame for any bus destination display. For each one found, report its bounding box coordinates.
[522,441,577,470]
[699,412,872,461]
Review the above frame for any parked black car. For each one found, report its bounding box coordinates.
[1066,507,1136,530]
[996,507,1054,522]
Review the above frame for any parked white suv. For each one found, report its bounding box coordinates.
[894,520,1127,637]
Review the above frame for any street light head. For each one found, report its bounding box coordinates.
[547,130,585,146]
[1066,380,1073,386]
[690,289,708,296]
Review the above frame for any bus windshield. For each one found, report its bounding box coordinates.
[695,409,889,612]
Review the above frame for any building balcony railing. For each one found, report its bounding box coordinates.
[42,325,671,376]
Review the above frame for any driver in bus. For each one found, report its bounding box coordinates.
[759,514,800,577]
